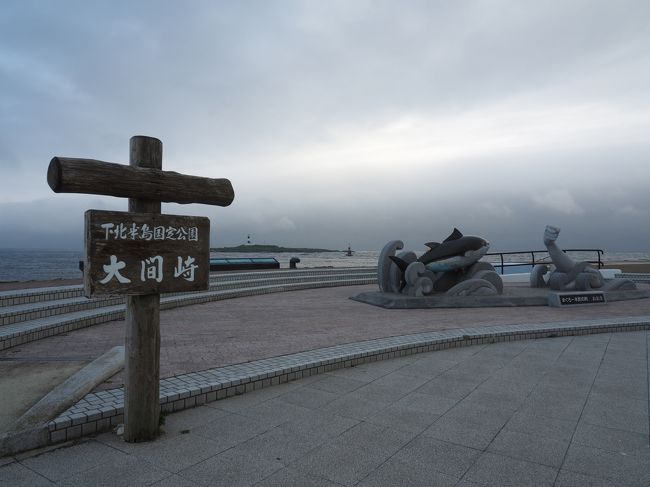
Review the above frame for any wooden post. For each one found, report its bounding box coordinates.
[124,136,162,442]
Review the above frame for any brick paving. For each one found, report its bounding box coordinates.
[2,283,650,391]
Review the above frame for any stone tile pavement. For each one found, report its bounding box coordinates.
[2,330,648,486]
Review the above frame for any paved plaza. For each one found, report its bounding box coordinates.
[4,283,650,390]
[1,330,649,486]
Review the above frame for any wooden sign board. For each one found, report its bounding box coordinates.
[85,210,210,296]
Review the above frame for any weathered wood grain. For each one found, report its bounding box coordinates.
[124,136,162,443]
[83,210,210,296]
[124,293,160,442]
[47,157,234,207]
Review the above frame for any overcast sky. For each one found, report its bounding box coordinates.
[1,0,649,252]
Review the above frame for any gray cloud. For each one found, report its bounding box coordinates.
[1,1,649,252]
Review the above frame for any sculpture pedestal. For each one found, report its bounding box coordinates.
[352,284,650,309]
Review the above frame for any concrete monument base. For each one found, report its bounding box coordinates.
[351,283,650,309]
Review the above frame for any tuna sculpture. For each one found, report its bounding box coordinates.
[378,229,503,297]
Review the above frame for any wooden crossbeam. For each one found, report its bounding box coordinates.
[48,157,234,207]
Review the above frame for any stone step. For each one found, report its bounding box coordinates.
[0,271,376,326]
[0,285,83,308]
[615,272,650,282]
[0,276,376,350]
[0,296,123,327]
[0,267,377,307]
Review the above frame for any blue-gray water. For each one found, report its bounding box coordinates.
[0,249,85,282]
[0,249,648,282]
[0,249,379,282]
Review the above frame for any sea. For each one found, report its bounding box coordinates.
[1,248,649,283]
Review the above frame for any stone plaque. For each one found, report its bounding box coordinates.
[85,210,210,296]
[548,291,606,307]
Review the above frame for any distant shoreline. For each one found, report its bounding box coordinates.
[211,244,340,253]
[0,278,82,291]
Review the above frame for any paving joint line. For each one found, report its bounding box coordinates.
[551,333,613,486]
[2,315,649,457]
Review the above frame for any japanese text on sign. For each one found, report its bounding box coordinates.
[559,293,605,305]
[85,209,210,296]
[100,223,199,241]
[99,255,199,284]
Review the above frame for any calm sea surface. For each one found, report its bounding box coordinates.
[0,248,648,283]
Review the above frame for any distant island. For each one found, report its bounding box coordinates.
[211,244,340,253]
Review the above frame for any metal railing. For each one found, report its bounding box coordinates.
[485,249,605,274]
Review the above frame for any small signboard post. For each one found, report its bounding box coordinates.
[47,136,234,442]
[547,291,607,307]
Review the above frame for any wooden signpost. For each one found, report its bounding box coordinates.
[47,136,234,442]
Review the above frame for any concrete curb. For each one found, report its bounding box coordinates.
[0,346,124,456]
[2,315,648,457]
[0,425,50,458]
[14,346,125,432]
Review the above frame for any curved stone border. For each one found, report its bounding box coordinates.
[0,273,377,350]
[0,285,81,307]
[1,269,377,324]
[3,314,648,456]
[0,267,378,307]
[616,272,650,282]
